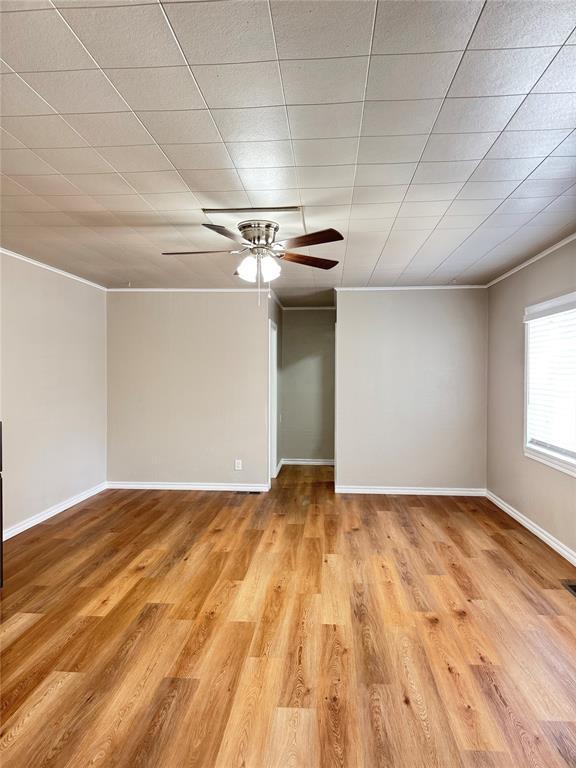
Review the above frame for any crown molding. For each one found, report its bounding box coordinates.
[335,285,485,291]
[1,247,107,291]
[485,231,576,288]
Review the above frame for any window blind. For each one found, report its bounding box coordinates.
[526,305,576,464]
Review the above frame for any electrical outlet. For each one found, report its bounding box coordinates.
[234,459,242,471]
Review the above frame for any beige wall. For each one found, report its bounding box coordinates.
[336,289,488,490]
[280,309,335,461]
[1,254,107,532]
[107,291,269,487]
[487,240,576,553]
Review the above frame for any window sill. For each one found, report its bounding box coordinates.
[524,445,576,479]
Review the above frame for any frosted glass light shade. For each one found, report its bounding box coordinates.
[260,255,281,282]
[237,255,257,282]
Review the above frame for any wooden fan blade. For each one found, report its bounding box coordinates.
[162,249,236,255]
[202,223,247,244]
[275,228,343,250]
[281,252,339,270]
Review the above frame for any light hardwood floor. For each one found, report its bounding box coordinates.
[1,465,576,767]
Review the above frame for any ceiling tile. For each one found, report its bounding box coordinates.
[457,180,520,199]
[281,57,368,106]
[164,0,276,65]
[21,70,127,114]
[357,135,427,164]
[355,163,416,185]
[61,4,184,68]
[40,194,107,212]
[8,173,81,195]
[447,198,504,215]
[487,129,571,158]
[141,192,200,211]
[511,177,575,198]
[89,194,150,212]
[438,214,490,229]
[393,216,442,231]
[137,110,220,145]
[293,138,356,167]
[194,190,251,207]
[352,185,407,204]
[361,100,442,137]
[448,47,558,97]
[413,160,479,183]
[1,148,58,174]
[0,175,32,195]
[533,45,576,93]
[238,167,297,190]
[63,172,134,195]
[507,94,576,131]
[469,0,576,49]
[372,0,482,53]
[66,112,154,147]
[121,171,188,195]
[422,132,499,161]
[496,196,554,214]
[552,131,576,156]
[1,193,57,211]
[300,187,354,205]
[192,62,283,109]
[161,143,233,171]
[399,200,452,217]
[270,0,375,59]
[105,67,204,112]
[296,165,356,188]
[0,114,88,148]
[226,141,294,169]
[0,127,26,149]
[433,96,524,133]
[247,189,300,207]
[288,103,363,139]
[350,203,399,219]
[0,10,96,71]
[530,156,576,179]
[179,169,244,191]
[470,157,543,181]
[405,182,464,201]
[367,53,460,100]
[0,73,55,116]
[97,145,173,173]
[211,106,289,142]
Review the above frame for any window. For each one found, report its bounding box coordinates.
[524,291,576,477]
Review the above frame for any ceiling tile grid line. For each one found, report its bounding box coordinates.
[365,0,488,285]
[1,0,575,292]
[390,20,576,285]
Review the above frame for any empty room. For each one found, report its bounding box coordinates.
[1,1,576,766]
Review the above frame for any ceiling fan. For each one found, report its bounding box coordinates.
[162,221,343,283]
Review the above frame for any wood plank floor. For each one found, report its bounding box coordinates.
[1,465,576,767]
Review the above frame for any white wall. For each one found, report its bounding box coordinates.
[487,240,576,554]
[107,291,270,488]
[1,254,107,533]
[335,289,488,491]
[280,309,335,461]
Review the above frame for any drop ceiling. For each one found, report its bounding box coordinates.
[1,0,575,304]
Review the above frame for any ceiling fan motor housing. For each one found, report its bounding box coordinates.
[238,220,279,247]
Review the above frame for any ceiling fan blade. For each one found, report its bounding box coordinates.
[162,249,237,255]
[281,252,339,270]
[202,223,247,244]
[275,228,343,250]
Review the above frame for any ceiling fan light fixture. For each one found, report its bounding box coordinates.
[237,255,257,283]
[260,254,281,282]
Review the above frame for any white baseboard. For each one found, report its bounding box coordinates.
[486,490,576,567]
[280,459,335,466]
[106,481,270,492]
[3,482,107,540]
[335,485,486,496]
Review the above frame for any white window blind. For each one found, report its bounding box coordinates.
[525,295,576,475]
